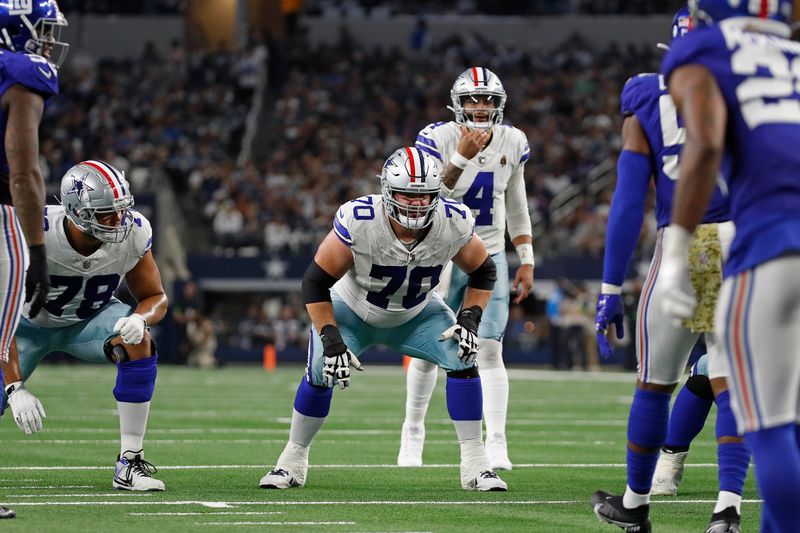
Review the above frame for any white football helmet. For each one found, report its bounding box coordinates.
[449,67,507,130]
[380,147,442,230]
[60,160,134,243]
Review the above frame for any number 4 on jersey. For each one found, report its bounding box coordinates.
[462,171,493,226]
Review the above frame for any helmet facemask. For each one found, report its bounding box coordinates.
[383,185,439,230]
[449,67,507,130]
[72,200,135,244]
[26,12,69,68]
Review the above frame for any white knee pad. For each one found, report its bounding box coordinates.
[409,357,437,374]
[476,338,503,370]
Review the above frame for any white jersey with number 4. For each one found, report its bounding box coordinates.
[332,194,475,328]
[24,205,153,328]
[415,121,531,255]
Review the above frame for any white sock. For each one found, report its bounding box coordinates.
[476,339,508,439]
[288,408,326,447]
[118,401,150,457]
[452,419,482,442]
[623,485,650,509]
[714,490,741,514]
[459,436,490,480]
[403,358,438,429]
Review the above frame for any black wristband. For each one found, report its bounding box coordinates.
[319,324,346,357]
[457,305,482,334]
[28,243,46,262]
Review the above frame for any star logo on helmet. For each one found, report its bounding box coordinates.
[68,173,94,199]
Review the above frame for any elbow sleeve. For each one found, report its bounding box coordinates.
[302,261,338,304]
[467,255,497,290]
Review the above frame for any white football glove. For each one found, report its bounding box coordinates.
[113,313,147,345]
[439,306,482,366]
[660,225,697,326]
[319,325,364,390]
[6,382,46,435]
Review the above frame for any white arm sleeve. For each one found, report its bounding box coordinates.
[504,165,532,240]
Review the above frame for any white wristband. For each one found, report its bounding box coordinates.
[4,380,22,397]
[449,152,470,170]
[601,283,623,295]
[516,243,535,267]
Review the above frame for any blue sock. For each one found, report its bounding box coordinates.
[664,383,713,451]
[715,391,750,495]
[626,388,671,494]
[113,355,158,403]
[445,376,482,421]
[293,378,333,418]
[744,424,800,529]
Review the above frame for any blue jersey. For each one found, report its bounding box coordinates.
[0,50,59,204]
[621,73,729,229]
[663,18,800,277]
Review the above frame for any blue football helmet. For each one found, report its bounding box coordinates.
[0,0,68,67]
[690,0,794,27]
[672,6,693,41]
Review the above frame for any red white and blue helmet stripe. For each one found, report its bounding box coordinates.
[82,159,128,199]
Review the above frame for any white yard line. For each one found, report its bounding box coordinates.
[0,463,724,471]
[9,493,152,498]
[0,499,764,508]
[0,438,618,446]
[196,522,356,526]
[129,512,284,516]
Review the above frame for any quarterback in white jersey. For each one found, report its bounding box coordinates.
[400,67,534,471]
[0,160,168,492]
[260,147,508,492]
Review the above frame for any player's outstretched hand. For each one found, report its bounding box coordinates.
[114,313,147,345]
[25,244,49,318]
[320,325,363,390]
[594,292,624,360]
[456,125,492,161]
[439,305,482,366]
[6,382,46,435]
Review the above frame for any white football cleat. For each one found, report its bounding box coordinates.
[486,433,512,471]
[113,450,165,491]
[651,449,688,496]
[260,442,308,489]
[463,470,508,491]
[397,424,425,467]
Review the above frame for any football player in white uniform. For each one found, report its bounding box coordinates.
[0,160,168,491]
[259,147,508,491]
[399,67,534,470]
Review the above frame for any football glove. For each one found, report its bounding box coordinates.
[25,244,49,319]
[5,381,45,435]
[320,325,363,390]
[595,291,624,360]
[439,305,482,366]
[660,226,697,325]
[114,313,147,345]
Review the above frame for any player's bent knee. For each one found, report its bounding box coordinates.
[476,338,503,370]
[446,366,479,379]
[685,373,714,401]
[105,332,155,363]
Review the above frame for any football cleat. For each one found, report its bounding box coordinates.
[113,450,165,491]
[705,506,741,533]
[591,491,651,533]
[486,433,512,471]
[461,470,508,491]
[397,424,425,467]
[651,449,688,496]
[0,506,15,519]
[259,467,305,489]
[260,442,308,489]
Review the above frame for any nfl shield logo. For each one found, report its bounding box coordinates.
[83,260,92,270]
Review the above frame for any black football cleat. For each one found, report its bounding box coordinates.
[705,506,741,533]
[0,506,16,519]
[591,490,651,533]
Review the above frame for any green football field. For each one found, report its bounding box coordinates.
[0,364,761,532]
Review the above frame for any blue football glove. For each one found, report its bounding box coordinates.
[595,292,624,360]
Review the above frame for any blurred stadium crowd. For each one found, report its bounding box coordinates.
[39,7,666,366]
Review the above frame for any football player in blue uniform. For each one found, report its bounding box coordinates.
[660,1,800,531]
[593,7,749,532]
[0,1,67,519]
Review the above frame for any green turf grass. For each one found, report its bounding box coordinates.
[0,365,760,532]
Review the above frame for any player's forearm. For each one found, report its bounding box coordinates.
[440,162,466,190]
[671,142,721,233]
[1,343,22,384]
[462,287,491,311]
[134,293,168,327]
[306,301,337,333]
[9,170,45,246]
